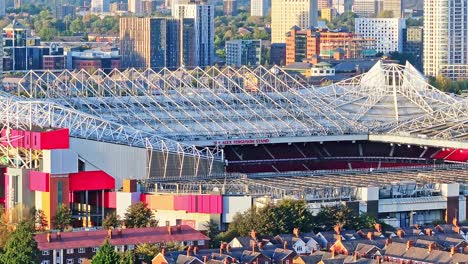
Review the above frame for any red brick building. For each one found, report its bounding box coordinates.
[35,225,209,264]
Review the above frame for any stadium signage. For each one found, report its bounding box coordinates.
[213,138,270,145]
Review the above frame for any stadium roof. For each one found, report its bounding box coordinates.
[1,61,467,149]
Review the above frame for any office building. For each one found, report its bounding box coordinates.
[383,0,402,17]
[332,0,352,14]
[404,26,423,71]
[142,0,158,15]
[251,0,270,17]
[110,1,128,13]
[271,0,318,43]
[223,0,237,16]
[91,0,110,12]
[270,43,286,65]
[128,0,143,15]
[353,0,376,17]
[0,0,5,17]
[173,0,214,67]
[355,18,406,54]
[317,0,331,10]
[14,0,22,9]
[321,8,337,22]
[285,27,376,64]
[68,49,121,72]
[424,0,468,79]
[120,17,180,69]
[225,39,262,67]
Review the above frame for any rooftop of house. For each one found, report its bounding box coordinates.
[35,225,209,251]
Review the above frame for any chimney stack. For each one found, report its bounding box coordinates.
[194,246,198,255]
[46,233,51,243]
[252,242,257,253]
[224,259,228,264]
[331,249,335,259]
[367,232,374,241]
[107,229,112,239]
[283,241,288,250]
[385,238,392,247]
[450,246,456,257]
[177,224,182,233]
[406,240,413,250]
[353,252,359,261]
[333,225,342,235]
[428,242,436,253]
[374,223,382,233]
[452,217,459,227]
[187,246,193,256]
[396,229,404,238]
[293,228,300,237]
[167,226,172,235]
[220,242,226,254]
[375,255,381,263]
[425,228,433,236]
[56,231,61,240]
[203,256,208,263]
[117,228,122,237]
[226,244,231,253]
[250,230,257,240]
[162,248,166,256]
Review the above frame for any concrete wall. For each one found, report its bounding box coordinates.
[42,149,78,174]
[70,138,148,188]
[222,196,252,223]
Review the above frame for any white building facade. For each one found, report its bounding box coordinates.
[128,0,143,15]
[423,0,468,79]
[355,18,406,54]
[251,0,271,17]
[91,0,110,12]
[271,0,318,43]
[173,0,215,67]
[225,39,262,67]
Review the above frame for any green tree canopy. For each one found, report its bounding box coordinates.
[52,204,72,231]
[123,202,158,228]
[102,213,122,230]
[0,221,39,264]
[92,239,121,264]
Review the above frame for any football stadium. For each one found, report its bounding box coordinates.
[0,61,467,229]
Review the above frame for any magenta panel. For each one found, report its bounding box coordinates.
[24,131,31,148]
[196,195,222,214]
[29,171,50,192]
[1,129,7,146]
[174,195,198,213]
[4,175,9,210]
[40,128,69,150]
[10,130,19,148]
[31,132,42,150]
[104,192,116,208]
[174,195,189,211]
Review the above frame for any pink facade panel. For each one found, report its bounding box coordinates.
[24,131,31,148]
[197,195,222,214]
[40,128,69,149]
[104,192,117,208]
[174,195,198,213]
[29,171,50,192]
[31,132,42,150]
[10,130,19,148]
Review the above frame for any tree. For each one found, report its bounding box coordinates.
[219,200,315,240]
[0,221,39,264]
[204,220,221,248]
[92,239,121,264]
[35,209,48,232]
[118,250,135,264]
[135,243,160,263]
[102,213,121,230]
[52,204,72,231]
[123,202,158,228]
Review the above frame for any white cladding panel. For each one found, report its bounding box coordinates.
[42,149,79,174]
[222,196,252,223]
[378,196,447,213]
[116,192,141,218]
[70,138,147,188]
[459,196,466,222]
